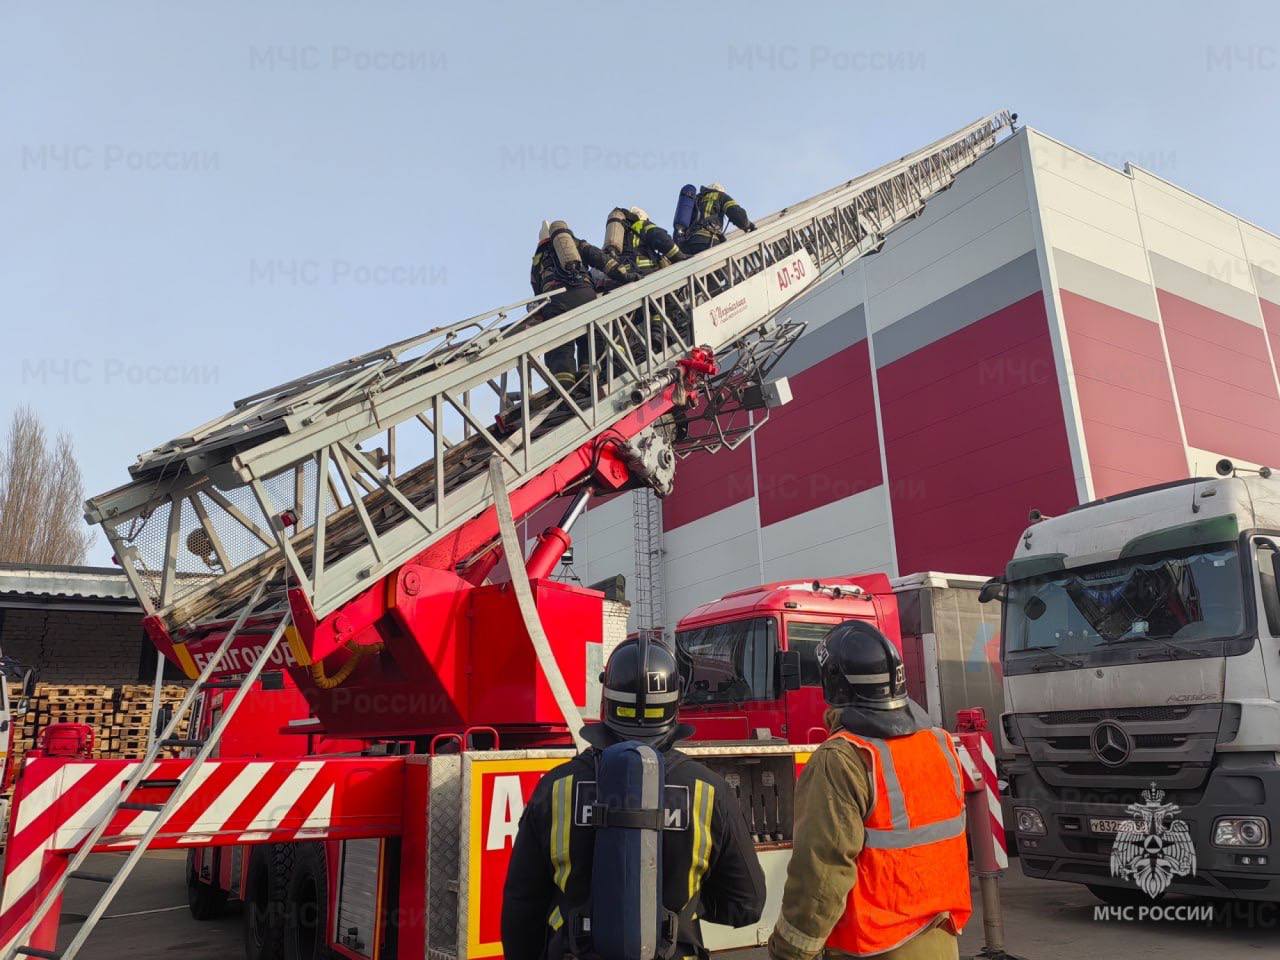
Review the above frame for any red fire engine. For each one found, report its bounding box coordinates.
[0,112,1015,960]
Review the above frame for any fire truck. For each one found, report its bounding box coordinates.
[674,572,1005,748]
[0,111,1016,960]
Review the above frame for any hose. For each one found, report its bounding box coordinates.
[310,639,384,690]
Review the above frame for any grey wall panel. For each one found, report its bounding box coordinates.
[1254,263,1280,306]
[872,249,1043,368]
[1149,251,1261,326]
[772,303,867,380]
[1051,248,1158,322]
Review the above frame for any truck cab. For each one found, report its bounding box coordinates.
[994,471,1280,903]
[674,573,903,743]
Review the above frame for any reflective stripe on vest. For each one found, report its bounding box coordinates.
[858,731,966,849]
[825,727,973,957]
[547,774,574,930]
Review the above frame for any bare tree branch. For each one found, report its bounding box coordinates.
[0,406,95,565]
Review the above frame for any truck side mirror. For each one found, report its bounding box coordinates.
[978,577,1007,604]
[777,650,802,692]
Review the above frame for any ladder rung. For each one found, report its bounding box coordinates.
[16,947,61,959]
[160,738,204,748]
[137,779,182,790]
[118,802,163,813]
[68,870,115,884]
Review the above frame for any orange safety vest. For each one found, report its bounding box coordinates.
[825,727,973,957]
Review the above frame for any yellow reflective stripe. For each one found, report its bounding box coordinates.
[686,779,714,901]
[724,199,740,211]
[547,774,574,928]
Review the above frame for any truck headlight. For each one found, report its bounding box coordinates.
[1214,816,1269,847]
[1014,806,1046,836]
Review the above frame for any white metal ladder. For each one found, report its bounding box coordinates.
[84,111,1015,646]
[4,582,290,960]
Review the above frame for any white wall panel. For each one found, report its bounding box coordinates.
[759,486,895,582]
[663,498,762,624]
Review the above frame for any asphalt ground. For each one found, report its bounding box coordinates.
[37,852,1280,959]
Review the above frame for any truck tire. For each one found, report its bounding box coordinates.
[186,850,227,921]
[245,844,292,960]
[283,843,330,960]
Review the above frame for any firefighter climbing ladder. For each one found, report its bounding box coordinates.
[83,111,1015,651]
[3,582,290,960]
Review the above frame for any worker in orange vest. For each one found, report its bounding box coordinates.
[768,621,972,960]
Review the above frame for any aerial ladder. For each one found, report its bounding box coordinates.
[0,110,1015,960]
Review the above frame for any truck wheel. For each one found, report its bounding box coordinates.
[1087,883,1162,906]
[245,844,292,960]
[283,843,330,960]
[187,850,227,920]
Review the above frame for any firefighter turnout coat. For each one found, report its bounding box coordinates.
[501,731,766,960]
[769,707,972,960]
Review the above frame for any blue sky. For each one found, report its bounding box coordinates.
[3,0,1278,563]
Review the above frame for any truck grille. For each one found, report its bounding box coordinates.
[1012,703,1221,797]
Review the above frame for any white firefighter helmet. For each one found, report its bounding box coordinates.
[629,206,649,222]
[708,181,725,192]
[538,220,551,243]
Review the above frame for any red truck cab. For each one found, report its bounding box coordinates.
[675,573,905,744]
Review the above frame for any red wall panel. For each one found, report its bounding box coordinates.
[661,412,755,532]
[1059,289,1187,497]
[879,293,1077,575]
[754,339,882,526]
[1158,289,1280,468]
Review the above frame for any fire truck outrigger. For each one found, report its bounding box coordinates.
[0,111,1016,960]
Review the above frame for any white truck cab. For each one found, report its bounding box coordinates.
[991,469,1280,903]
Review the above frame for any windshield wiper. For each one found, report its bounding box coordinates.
[1026,649,1085,671]
[1101,635,1204,660]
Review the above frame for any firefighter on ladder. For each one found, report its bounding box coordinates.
[501,636,766,960]
[679,183,756,255]
[768,621,972,960]
[602,206,686,282]
[530,219,637,391]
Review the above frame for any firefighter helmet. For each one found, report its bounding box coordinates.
[600,634,683,740]
[816,621,908,711]
[629,206,649,222]
[538,220,551,243]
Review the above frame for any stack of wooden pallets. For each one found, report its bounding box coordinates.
[33,684,116,758]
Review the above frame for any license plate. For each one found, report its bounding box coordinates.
[1090,818,1128,835]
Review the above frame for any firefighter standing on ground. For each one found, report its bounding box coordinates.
[768,621,972,960]
[501,636,766,960]
[530,219,636,388]
[680,183,757,255]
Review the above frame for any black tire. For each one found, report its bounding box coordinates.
[1088,883,1163,907]
[187,850,228,921]
[283,843,330,960]
[245,844,293,960]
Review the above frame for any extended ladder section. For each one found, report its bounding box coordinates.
[84,111,1014,641]
[2,586,291,960]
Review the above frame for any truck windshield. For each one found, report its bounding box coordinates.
[676,617,778,704]
[1005,542,1244,657]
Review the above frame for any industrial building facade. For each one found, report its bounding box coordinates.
[552,126,1280,628]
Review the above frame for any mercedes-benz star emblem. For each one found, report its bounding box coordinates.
[1091,721,1132,767]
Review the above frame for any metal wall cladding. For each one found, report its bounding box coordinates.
[336,838,383,956]
[427,755,463,960]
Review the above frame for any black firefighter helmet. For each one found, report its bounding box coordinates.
[600,634,683,741]
[816,620,909,712]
